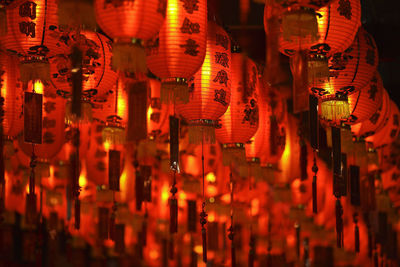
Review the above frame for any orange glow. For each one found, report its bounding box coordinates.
[161,184,169,203]
[208,212,215,222]
[178,191,187,202]
[206,172,216,183]
[286,234,296,248]
[251,198,260,216]
[221,193,230,204]
[103,141,111,151]
[149,249,159,260]
[207,185,217,196]
[194,245,203,255]
[33,80,44,94]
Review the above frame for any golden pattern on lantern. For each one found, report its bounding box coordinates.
[175,21,231,144]
[94,0,166,73]
[145,0,207,103]
[215,52,259,165]
[0,53,23,138]
[49,31,117,102]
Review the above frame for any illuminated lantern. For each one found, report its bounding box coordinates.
[310,28,378,96]
[265,0,361,57]
[344,72,383,125]
[94,0,166,73]
[18,82,66,161]
[215,52,259,165]
[365,101,400,149]
[147,78,172,139]
[0,53,23,138]
[86,122,108,186]
[176,21,231,144]
[145,0,207,103]
[1,0,72,82]
[352,88,390,138]
[49,31,117,101]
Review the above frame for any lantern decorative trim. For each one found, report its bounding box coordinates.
[161,77,189,104]
[102,115,126,145]
[320,95,350,124]
[187,119,218,144]
[221,143,246,166]
[111,38,147,74]
[281,7,319,43]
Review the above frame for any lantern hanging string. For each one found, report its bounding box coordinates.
[228,167,236,267]
[200,134,208,262]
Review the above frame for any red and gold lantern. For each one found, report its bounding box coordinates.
[1,0,72,82]
[175,21,231,144]
[145,0,207,103]
[94,0,166,73]
[215,52,259,165]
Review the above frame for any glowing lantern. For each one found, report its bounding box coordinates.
[49,31,117,102]
[0,53,23,138]
[18,81,66,161]
[365,101,400,149]
[215,52,259,165]
[175,21,231,144]
[344,72,383,125]
[265,0,361,57]
[0,0,72,82]
[145,0,207,103]
[94,0,166,73]
[352,88,390,138]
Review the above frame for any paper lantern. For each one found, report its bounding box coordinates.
[365,101,400,149]
[215,53,259,165]
[273,0,334,9]
[18,82,66,161]
[94,0,166,73]
[352,88,390,138]
[175,21,231,144]
[0,0,72,82]
[344,72,383,125]
[266,0,361,57]
[145,0,207,103]
[0,53,23,138]
[85,122,108,186]
[310,28,378,97]
[49,31,117,102]
[147,78,172,139]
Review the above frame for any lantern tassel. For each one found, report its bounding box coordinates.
[161,79,189,104]
[112,42,147,73]
[336,198,344,248]
[65,101,92,125]
[58,0,96,30]
[320,98,350,123]
[137,139,157,163]
[169,172,178,234]
[188,125,216,144]
[312,154,318,213]
[200,203,208,263]
[222,145,246,166]
[282,9,319,42]
[0,7,6,36]
[19,61,50,83]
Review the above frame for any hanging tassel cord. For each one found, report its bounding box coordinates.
[312,150,318,214]
[29,144,37,196]
[109,194,117,241]
[354,212,360,253]
[336,198,344,248]
[200,136,208,263]
[228,168,236,267]
[248,226,255,267]
[73,127,81,230]
[169,170,178,234]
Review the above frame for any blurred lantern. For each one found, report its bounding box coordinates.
[365,101,400,149]
[94,0,166,73]
[145,0,207,103]
[49,31,117,102]
[352,88,390,138]
[344,72,383,125]
[86,122,108,186]
[215,52,259,165]
[0,0,72,82]
[176,21,231,144]
[18,81,66,164]
[0,53,23,138]
[58,0,97,30]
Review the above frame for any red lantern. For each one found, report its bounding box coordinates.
[175,21,231,144]
[49,31,117,102]
[310,28,378,98]
[0,52,23,138]
[94,0,166,73]
[145,0,207,103]
[1,0,72,82]
[18,82,66,161]
[266,0,361,57]
[344,72,383,125]
[365,101,400,149]
[215,52,259,165]
[352,88,390,138]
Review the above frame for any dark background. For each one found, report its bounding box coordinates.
[213,0,400,106]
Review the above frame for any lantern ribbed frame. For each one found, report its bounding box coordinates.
[145,0,207,80]
[49,31,118,101]
[344,72,383,125]
[310,28,378,98]
[1,0,71,58]
[265,0,361,56]
[366,101,400,148]
[175,21,231,143]
[94,0,165,41]
[351,88,390,138]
